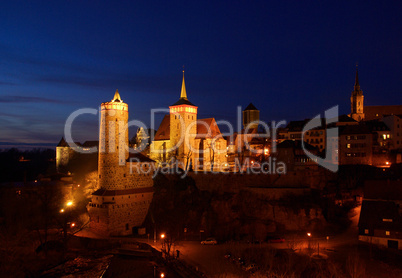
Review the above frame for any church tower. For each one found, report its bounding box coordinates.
[243,103,260,130]
[169,71,198,165]
[98,89,129,190]
[350,67,365,121]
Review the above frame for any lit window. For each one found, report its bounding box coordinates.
[364,229,369,234]
[383,219,393,222]
[347,144,351,148]
[386,231,390,236]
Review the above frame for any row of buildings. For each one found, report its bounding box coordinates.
[58,68,402,174]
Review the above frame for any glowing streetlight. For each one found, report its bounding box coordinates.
[160,234,165,239]
[66,201,73,207]
[71,223,75,227]
[307,233,311,237]
[160,273,165,278]
[60,209,65,213]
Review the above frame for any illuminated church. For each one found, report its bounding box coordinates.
[149,72,228,170]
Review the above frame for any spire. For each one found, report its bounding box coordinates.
[354,64,360,90]
[180,70,187,100]
[112,89,122,102]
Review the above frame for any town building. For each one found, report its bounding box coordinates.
[358,180,402,250]
[382,115,402,150]
[273,140,319,171]
[338,125,373,165]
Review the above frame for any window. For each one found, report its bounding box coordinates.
[347,144,351,148]
[126,223,129,230]
[383,219,393,222]
[364,229,369,234]
[386,231,390,236]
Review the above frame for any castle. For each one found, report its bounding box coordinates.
[87,90,154,236]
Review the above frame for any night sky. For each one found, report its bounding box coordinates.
[0,1,401,147]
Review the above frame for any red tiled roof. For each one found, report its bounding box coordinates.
[196,118,222,139]
[154,115,170,141]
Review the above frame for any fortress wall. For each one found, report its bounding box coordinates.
[188,169,329,195]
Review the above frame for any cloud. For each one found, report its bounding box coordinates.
[0,95,76,104]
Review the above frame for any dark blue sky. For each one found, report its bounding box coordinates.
[0,1,401,146]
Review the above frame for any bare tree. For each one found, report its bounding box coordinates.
[184,150,192,171]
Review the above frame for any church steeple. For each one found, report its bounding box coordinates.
[354,66,360,91]
[350,65,364,121]
[180,70,187,100]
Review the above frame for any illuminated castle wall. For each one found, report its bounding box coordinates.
[87,90,154,236]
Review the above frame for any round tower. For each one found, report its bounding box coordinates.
[98,90,129,190]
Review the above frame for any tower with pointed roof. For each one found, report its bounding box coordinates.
[98,89,129,190]
[88,89,155,236]
[350,67,365,121]
[169,71,198,165]
[243,103,260,129]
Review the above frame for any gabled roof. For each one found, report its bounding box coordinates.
[244,103,258,111]
[358,200,402,231]
[196,118,222,139]
[154,115,171,141]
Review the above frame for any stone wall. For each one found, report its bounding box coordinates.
[188,168,332,195]
[88,190,153,236]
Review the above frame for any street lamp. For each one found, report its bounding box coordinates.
[160,234,165,239]
[66,201,73,207]
[307,233,311,250]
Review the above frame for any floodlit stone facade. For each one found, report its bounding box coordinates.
[87,90,154,236]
